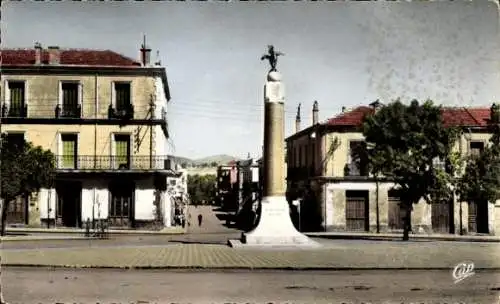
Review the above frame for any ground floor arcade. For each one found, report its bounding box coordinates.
[5,173,180,230]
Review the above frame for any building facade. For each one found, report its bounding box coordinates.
[286,102,500,235]
[1,42,176,229]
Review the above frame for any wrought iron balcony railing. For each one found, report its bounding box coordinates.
[2,104,28,118]
[55,155,174,171]
[55,104,82,118]
[0,100,166,120]
[108,104,134,119]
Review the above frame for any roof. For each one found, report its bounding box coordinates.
[1,48,141,67]
[286,104,492,142]
[325,106,491,128]
[1,47,171,101]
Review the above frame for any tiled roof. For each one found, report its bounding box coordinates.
[1,48,141,67]
[325,105,491,128]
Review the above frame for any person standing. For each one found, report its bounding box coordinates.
[198,214,203,227]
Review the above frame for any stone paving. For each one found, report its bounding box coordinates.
[3,241,500,269]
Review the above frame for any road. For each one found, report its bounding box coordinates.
[2,205,243,250]
[4,268,500,303]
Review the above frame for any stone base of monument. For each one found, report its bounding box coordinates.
[228,196,321,249]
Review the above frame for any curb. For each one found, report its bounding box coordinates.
[4,264,500,271]
[4,229,186,236]
[306,234,500,243]
[1,237,97,242]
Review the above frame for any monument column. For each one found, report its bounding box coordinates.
[238,45,319,247]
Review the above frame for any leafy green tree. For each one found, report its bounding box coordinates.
[187,174,217,205]
[0,134,56,235]
[457,104,500,211]
[359,100,459,240]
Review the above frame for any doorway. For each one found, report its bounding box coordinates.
[109,180,135,227]
[56,181,82,228]
[432,199,454,234]
[345,190,369,232]
[6,194,29,225]
[468,200,489,234]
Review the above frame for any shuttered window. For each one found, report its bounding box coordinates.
[61,134,77,169]
[9,81,25,117]
[115,135,130,168]
[115,83,131,111]
[62,83,79,117]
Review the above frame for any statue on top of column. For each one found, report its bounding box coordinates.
[260,45,284,72]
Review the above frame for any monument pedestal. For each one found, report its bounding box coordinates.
[240,196,320,248]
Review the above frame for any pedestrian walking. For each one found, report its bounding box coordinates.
[198,214,203,227]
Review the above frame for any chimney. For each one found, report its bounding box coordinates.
[34,42,42,65]
[312,100,319,125]
[154,50,161,66]
[140,35,152,67]
[295,103,301,133]
[47,46,60,65]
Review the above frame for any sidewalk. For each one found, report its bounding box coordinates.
[3,242,500,270]
[3,226,185,241]
[305,231,500,242]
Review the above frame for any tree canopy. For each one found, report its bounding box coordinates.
[359,99,460,240]
[187,174,217,205]
[1,134,56,235]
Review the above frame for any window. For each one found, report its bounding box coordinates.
[346,141,368,176]
[61,82,81,118]
[114,134,131,169]
[114,82,131,112]
[6,133,24,150]
[170,179,177,186]
[8,81,26,117]
[61,134,78,169]
[470,141,485,156]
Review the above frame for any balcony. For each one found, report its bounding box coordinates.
[344,163,369,177]
[55,155,174,172]
[2,104,28,118]
[0,102,160,120]
[55,104,82,118]
[108,104,134,120]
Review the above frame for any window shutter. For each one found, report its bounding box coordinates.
[111,82,115,108]
[4,80,10,107]
[58,81,62,108]
[78,82,83,106]
[24,81,29,106]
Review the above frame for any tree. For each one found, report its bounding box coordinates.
[359,99,459,240]
[187,174,217,205]
[457,104,500,211]
[0,134,56,236]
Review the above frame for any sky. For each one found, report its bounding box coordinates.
[2,1,500,159]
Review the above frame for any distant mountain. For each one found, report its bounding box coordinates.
[193,154,240,165]
[168,155,194,166]
[168,154,240,167]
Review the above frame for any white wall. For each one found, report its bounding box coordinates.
[38,188,56,219]
[81,180,109,221]
[155,125,167,156]
[135,179,155,220]
[164,193,174,227]
[154,76,168,119]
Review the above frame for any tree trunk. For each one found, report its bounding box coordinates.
[0,200,7,237]
[402,202,412,241]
